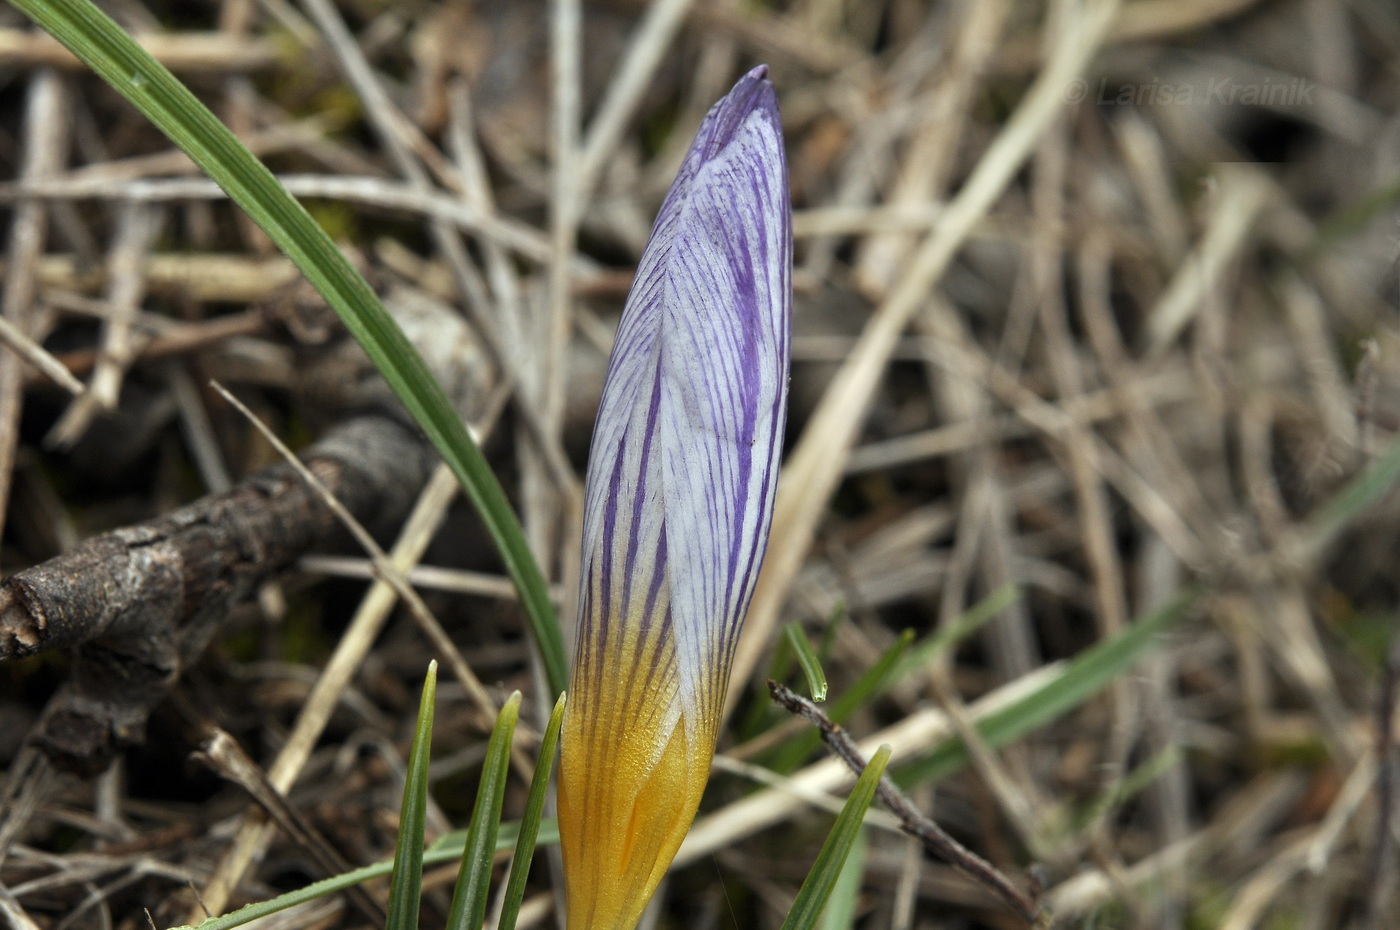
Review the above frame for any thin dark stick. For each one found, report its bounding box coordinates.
[768,680,1047,927]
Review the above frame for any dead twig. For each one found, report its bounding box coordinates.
[767,680,1046,927]
[0,412,438,775]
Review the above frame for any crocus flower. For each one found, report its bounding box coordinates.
[557,65,790,930]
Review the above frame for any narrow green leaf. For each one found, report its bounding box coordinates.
[1308,174,1400,258]
[445,691,522,930]
[892,583,1022,681]
[1060,745,1182,837]
[1296,431,1400,564]
[897,588,1198,787]
[739,622,800,740]
[385,662,437,930]
[427,820,562,860]
[831,628,914,721]
[779,744,890,930]
[171,821,561,930]
[498,692,567,930]
[816,601,846,663]
[10,0,567,697]
[786,622,829,701]
[817,824,866,930]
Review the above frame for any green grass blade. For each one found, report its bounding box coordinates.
[445,691,522,930]
[738,621,800,740]
[1308,174,1400,258]
[170,821,561,930]
[779,744,890,930]
[816,601,846,663]
[892,583,1021,681]
[1295,431,1400,564]
[817,825,866,930]
[498,692,567,930]
[786,622,829,701]
[1060,745,1182,838]
[10,0,567,697]
[830,628,913,721]
[385,663,437,930]
[897,588,1198,786]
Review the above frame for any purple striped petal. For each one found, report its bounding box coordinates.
[559,65,790,930]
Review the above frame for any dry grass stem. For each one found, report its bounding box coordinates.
[0,70,66,547]
[0,315,84,397]
[0,29,278,72]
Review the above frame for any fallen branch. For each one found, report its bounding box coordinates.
[0,289,489,776]
[0,415,436,775]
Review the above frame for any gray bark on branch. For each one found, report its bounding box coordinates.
[0,287,489,775]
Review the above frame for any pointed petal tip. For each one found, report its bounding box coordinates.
[731,64,776,110]
[693,65,780,159]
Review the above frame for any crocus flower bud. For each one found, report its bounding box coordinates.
[557,65,791,930]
